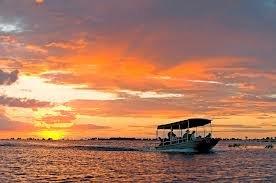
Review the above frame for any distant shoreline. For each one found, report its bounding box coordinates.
[1,137,275,142]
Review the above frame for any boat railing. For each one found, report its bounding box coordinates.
[159,136,189,146]
[158,135,212,147]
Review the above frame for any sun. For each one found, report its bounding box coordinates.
[38,130,66,140]
[35,0,44,4]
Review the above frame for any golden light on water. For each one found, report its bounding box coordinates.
[38,130,66,140]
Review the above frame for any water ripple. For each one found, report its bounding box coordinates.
[0,140,275,182]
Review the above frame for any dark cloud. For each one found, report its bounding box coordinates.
[0,69,19,85]
[0,0,276,67]
[0,0,276,73]
[0,95,51,108]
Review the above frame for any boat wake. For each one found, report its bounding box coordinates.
[0,141,215,153]
[72,145,141,152]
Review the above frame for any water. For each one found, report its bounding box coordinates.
[0,140,275,182]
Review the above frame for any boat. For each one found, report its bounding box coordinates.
[155,118,220,153]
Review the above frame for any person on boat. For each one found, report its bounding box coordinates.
[168,130,176,140]
[183,130,190,140]
[190,131,196,140]
[205,133,211,138]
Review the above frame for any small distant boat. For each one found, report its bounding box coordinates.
[265,144,273,149]
[155,118,220,153]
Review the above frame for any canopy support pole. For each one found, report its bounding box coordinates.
[163,128,165,146]
[210,122,213,138]
[187,119,189,142]
[170,125,172,144]
[178,124,181,143]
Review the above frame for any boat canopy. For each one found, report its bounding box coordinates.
[157,118,211,130]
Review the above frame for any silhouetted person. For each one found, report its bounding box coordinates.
[190,131,195,140]
[168,129,176,140]
[205,133,211,138]
[183,130,190,140]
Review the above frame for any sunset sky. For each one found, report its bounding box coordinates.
[0,0,275,139]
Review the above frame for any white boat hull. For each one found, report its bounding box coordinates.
[155,138,219,153]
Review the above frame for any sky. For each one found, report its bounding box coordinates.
[0,0,275,139]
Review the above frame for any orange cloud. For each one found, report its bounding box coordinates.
[1,0,276,139]
[46,39,88,50]
[25,44,48,54]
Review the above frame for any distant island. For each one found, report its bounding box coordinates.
[1,136,276,142]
